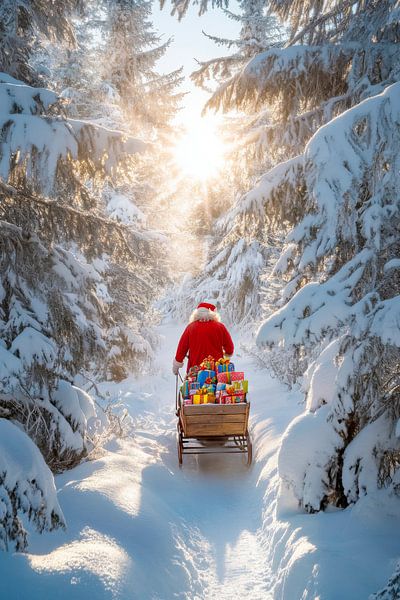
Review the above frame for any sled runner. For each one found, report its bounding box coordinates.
[175,374,252,466]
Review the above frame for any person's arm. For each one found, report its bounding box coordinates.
[221,324,234,356]
[175,325,190,363]
[173,327,190,375]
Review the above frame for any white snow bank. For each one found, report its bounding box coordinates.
[52,380,97,436]
[0,419,65,551]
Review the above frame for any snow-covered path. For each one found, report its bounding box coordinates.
[1,324,399,599]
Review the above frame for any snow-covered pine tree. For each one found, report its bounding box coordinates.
[192,0,283,87]
[0,3,164,550]
[206,0,400,160]
[0,418,65,551]
[41,0,184,381]
[95,0,185,346]
[0,0,82,85]
[103,0,183,136]
[0,73,148,465]
[205,0,400,511]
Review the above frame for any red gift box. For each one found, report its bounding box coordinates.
[217,372,231,384]
[221,389,246,404]
[230,372,245,382]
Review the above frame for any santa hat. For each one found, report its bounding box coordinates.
[197,301,216,311]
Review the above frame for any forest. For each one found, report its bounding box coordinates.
[0,1,399,599]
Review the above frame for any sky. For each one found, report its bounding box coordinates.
[151,1,241,122]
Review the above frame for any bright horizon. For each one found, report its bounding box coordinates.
[152,1,241,121]
[151,2,241,180]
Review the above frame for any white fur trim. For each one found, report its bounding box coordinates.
[190,307,221,323]
[172,358,184,375]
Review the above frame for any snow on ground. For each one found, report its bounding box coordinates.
[0,323,399,599]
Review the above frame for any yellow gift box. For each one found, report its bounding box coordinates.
[193,394,210,404]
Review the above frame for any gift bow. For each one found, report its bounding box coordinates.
[200,355,215,366]
[217,357,230,365]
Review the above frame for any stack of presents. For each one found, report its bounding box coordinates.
[181,356,248,405]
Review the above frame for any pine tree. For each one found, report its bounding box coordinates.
[0,0,82,85]
[203,0,400,512]
[0,0,177,550]
[192,0,283,87]
[103,0,183,136]
[42,0,185,382]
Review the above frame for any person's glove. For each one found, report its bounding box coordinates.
[172,358,184,375]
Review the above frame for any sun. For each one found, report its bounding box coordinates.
[172,115,227,181]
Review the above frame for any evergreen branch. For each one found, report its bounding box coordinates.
[286,0,360,46]
[0,188,151,262]
[202,29,239,49]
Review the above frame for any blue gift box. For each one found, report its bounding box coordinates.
[189,381,200,391]
[217,363,235,373]
[197,370,216,387]
[216,382,227,391]
[181,380,190,399]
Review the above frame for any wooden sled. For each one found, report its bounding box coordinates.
[175,375,252,467]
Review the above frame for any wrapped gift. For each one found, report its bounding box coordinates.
[217,362,235,373]
[181,380,190,398]
[189,381,200,391]
[231,379,249,393]
[233,390,246,403]
[193,393,214,404]
[222,386,246,404]
[188,365,201,379]
[184,398,193,405]
[203,393,215,404]
[230,371,245,382]
[216,382,226,391]
[200,355,216,371]
[206,384,216,394]
[217,372,231,384]
[198,369,216,387]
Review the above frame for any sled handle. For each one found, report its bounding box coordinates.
[175,371,184,413]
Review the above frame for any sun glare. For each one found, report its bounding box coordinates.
[172,116,227,181]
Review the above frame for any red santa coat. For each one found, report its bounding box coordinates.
[175,320,234,370]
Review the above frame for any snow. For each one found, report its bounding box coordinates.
[0,76,58,114]
[52,380,97,435]
[370,296,400,347]
[304,337,343,412]
[0,419,65,550]
[107,192,146,225]
[0,75,148,194]
[10,326,57,368]
[256,250,372,348]
[0,323,398,598]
